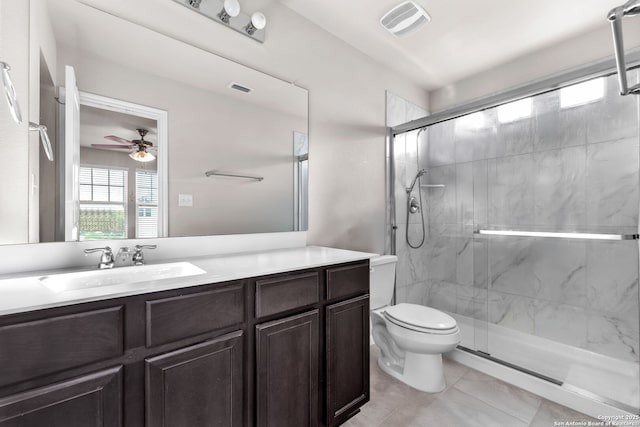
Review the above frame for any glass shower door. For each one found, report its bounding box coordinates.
[472,71,640,412]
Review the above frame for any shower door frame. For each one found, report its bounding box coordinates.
[386,50,640,414]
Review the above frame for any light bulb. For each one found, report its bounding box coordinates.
[219,0,240,23]
[246,12,266,35]
[251,12,266,30]
[224,0,240,17]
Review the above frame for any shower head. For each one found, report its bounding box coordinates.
[406,169,427,194]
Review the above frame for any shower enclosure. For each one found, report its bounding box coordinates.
[387,69,640,413]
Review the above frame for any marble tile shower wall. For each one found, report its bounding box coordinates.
[415,73,640,364]
[385,92,431,304]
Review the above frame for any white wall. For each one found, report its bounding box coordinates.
[0,0,30,244]
[430,24,640,111]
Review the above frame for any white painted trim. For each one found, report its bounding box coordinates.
[446,349,636,419]
[78,91,169,238]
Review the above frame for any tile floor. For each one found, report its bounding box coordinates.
[345,346,597,427]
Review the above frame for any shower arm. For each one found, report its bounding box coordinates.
[608,0,640,95]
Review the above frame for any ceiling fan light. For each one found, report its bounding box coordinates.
[129,149,155,163]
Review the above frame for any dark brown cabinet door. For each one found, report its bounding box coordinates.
[0,366,122,427]
[326,295,370,426]
[145,330,244,427]
[256,310,319,427]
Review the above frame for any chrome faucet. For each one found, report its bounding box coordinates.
[84,246,115,269]
[132,244,157,266]
[115,247,132,267]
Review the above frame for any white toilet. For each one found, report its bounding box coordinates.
[370,255,461,392]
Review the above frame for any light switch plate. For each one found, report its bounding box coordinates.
[178,193,193,207]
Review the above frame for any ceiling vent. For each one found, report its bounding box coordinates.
[229,83,252,93]
[380,1,431,37]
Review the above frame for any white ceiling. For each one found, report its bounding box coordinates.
[280,0,623,90]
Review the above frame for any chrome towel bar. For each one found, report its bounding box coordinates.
[205,170,264,181]
[474,229,639,241]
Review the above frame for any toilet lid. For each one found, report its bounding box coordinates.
[384,303,457,331]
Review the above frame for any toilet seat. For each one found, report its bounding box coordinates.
[383,303,458,335]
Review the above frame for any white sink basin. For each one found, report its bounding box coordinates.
[39,262,207,293]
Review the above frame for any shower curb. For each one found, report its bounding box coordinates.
[446,348,639,421]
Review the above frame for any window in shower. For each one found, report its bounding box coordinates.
[497,98,532,123]
[559,77,605,108]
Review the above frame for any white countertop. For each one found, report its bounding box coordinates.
[0,246,375,316]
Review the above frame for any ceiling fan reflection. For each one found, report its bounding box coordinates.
[91,128,157,162]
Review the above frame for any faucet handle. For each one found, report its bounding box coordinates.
[134,244,157,251]
[132,244,157,266]
[84,246,112,253]
[84,246,115,269]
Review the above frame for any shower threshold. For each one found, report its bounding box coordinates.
[449,313,639,414]
[457,345,563,386]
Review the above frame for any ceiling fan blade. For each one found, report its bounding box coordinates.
[91,144,134,149]
[104,135,133,145]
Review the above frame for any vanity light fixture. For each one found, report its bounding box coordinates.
[29,122,54,161]
[173,0,266,42]
[246,12,266,35]
[219,0,240,23]
[129,147,155,163]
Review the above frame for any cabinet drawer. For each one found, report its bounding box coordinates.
[255,272,319,318]
[0,306,124,387]
[0,366,122,427]
[325,263,369,301]
[146,282,244,347]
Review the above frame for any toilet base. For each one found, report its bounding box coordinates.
[378,351,446,393]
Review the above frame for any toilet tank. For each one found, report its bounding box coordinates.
[370,255,398,309]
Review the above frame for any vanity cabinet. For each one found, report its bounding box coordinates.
[255,310,319,427]
[146,331,244,427]
[325,295,370,427]
[0,259,369,427]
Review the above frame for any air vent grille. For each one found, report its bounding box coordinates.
[229,83,252,93]
[380,1,430,37]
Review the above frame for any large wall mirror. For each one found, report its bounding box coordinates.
[0,0,308,245]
